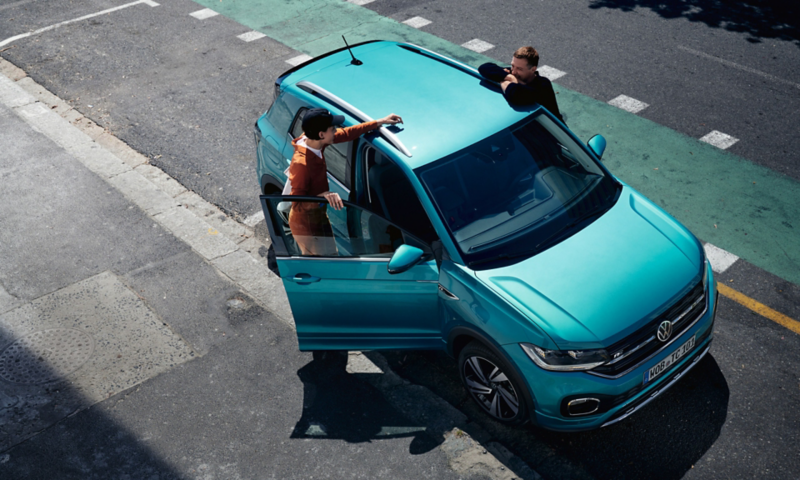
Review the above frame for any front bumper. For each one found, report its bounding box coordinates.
[507,271,719,432]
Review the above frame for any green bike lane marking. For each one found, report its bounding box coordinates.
[194,0,800,286]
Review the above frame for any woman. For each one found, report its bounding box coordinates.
[288,108,402,255]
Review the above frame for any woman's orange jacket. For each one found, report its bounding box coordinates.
[288,120,379,237]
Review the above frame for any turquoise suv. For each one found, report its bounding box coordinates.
[254,41,718,431]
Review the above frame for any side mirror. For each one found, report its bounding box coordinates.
[587,134,607,160]
[388,245,425,275]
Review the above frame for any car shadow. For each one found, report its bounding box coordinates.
[589,0,800,47]
[533,354,729,479]
[383,350,729,479]
[290,351,441,455]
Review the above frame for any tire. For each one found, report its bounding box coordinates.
[458,341,528,425]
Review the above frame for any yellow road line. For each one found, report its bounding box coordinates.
[717,283,800,335]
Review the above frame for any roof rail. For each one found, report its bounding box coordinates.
[296,80,413,158]
[398,43,490,84]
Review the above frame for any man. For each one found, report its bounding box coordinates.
[478,46,564,122]
[287,108,402,255]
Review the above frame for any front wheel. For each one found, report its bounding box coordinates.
[458,342,528,425]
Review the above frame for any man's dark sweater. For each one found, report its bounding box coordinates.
[478,63,564,122]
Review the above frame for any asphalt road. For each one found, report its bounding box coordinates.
[1,0,799,478]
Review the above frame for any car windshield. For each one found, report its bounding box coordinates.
[417,112,619,268]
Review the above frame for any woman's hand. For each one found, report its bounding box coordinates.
[320,191,343,210]
[377,113,403,126]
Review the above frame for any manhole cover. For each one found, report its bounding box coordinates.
[0,329,95,385]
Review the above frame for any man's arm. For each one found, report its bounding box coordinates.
[502,82,537,105]
[478,63,510,83]
[501,80,564,122]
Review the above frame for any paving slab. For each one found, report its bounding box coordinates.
[0,271,195,451]
[0,101,186,302]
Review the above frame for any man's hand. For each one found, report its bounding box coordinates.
[377,113,403,125]
[500,74,519,93]
[320,191,343,210]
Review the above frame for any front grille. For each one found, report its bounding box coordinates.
[590,279,706,378]
[560,323,713,418]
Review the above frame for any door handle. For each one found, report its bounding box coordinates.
[290,273,321,284]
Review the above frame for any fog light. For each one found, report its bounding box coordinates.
[567,398,600,416]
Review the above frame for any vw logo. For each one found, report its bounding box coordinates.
[657,321,673,342]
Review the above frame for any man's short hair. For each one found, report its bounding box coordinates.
[513,46,539,68]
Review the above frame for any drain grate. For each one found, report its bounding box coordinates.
[0,329,95,385]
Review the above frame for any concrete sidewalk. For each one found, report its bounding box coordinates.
[0,62,535,479]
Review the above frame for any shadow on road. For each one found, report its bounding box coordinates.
[589,0,800,47]
[291,351,441,455]
[383,350,729,480]
[0,325,183,479]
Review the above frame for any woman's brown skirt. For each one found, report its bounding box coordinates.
[288,205,338,256]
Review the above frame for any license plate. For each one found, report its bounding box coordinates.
[643,335,695,384]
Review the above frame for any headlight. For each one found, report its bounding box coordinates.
[520,343,609,371]
[702,258,709,291]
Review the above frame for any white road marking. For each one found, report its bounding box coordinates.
[0,0,157,48]
[347,0,375,5]
[700,130,739,150]
[678,45,800,91]
[403,16,432,29]
[704,243,739,274]
[238,31,266,42]
[608,94,649,114]
[537,65,566,81]
[286,54,312,66]
[190,8,218,20]
[462,39,494,53]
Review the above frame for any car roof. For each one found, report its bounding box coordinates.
[279,41,540,170]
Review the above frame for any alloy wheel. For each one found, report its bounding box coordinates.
[462,355,521,421]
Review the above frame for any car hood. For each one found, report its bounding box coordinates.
[475,186,703,349]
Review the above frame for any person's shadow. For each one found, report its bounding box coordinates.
[290,351,440,454]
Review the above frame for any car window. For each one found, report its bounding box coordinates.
[363,145,438,244]
[289,107,305,141]
[418,112,619,267]
[290,108,351,190]
[266,94,294,142]
[264,197,429,258]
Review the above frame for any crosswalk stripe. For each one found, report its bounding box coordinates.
[608,94,648,114]
[190,8,218,20]
[700,130,739,150]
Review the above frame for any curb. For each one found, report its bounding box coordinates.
[0,57,540,480]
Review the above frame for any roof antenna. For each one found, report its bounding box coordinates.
[342,35,362,65]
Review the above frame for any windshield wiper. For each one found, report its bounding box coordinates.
[466,204,608,268]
